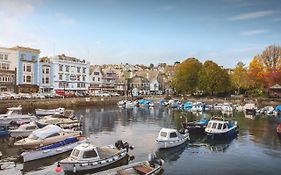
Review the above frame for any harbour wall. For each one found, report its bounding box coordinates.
[0,96,280,113]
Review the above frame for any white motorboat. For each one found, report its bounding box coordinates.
[14,125,81,149]
[259,106,275,115]
[21,136,86,162]
[155,128,190,149]
[95,154,164,175]
[9,121,39,138]
[125,100,137,108]
[35,108,65,116]
[191,102,204,112]
[214,103,223,110]
[58,140,131,172]
[243,103,257,115]
[38,114,80,129]
[0,106,37,126]
[205,117,238,140]
[221,103,233,112]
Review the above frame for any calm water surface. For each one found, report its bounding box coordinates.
[1,105,281,175]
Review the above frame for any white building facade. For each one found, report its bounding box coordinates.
[51,54,90,93]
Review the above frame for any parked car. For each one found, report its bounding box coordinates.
[98,92,111,97]
[111,92,120,96]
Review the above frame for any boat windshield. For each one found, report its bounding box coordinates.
[170,132,177,138]
[160,132,167,137]
[212,122,217,129]
[28,134,39,140]
[82,149,98,158]
[71,149,80,157]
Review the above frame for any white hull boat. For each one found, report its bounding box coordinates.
[59,140,131,172]
[155,128,189,149]
[14,125,82,149]
[35,108,65,116]
[0,106,36,126]
[95,154,164,175]
[21,136,86,162]
[9,121,39,138]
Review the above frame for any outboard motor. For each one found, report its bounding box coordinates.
[115,140,124,150]
[148,154,164,167]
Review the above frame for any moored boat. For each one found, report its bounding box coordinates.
[0,106,37,127]
[38,113,80,129]
[182,118,209,135]
[14,125,81,149]
[205,117,238,140]
[155,128,190,149]
[58,140,131,173]
[20,136,86,162]
[244,103,257,115]
[0,126,10,138]
[94,154,164,175]
[9,121,39,138]
[35,108,65,116]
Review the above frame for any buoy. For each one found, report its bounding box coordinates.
[55,164,62,173]
[129,145,135,150]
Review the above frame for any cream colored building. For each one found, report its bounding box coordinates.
[0,47,17,92]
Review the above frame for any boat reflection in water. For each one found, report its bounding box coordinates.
[155,142,188,162]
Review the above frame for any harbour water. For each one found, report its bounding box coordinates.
[1,105,281,175]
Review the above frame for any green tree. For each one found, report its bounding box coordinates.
[198,60,231,95]
[172,58,202,94]
[231,62,249,94]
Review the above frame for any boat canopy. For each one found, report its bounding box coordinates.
[276,105,281,112]
[32,125,61,139]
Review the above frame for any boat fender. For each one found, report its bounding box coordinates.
[55,163,62,173]
[73,164,76,173]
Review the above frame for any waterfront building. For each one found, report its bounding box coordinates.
[11,46,40,93]
[50,54,90,94]
[38,57,54,93]
[0,47,17,92]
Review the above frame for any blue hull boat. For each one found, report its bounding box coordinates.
[205,117,238,140]
[0,126,10,138]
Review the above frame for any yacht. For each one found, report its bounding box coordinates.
[0,106,36,126]
[14,125,81,149]
[35,107,65,116]
[9,121,39,138]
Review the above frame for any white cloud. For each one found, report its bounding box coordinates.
[229,10,275,21]
[240,29,268,36]
[55,12,77,25]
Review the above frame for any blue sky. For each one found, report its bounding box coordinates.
[0,0,280,67]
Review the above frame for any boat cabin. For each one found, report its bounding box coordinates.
[157,128,182,141]
[70,143,101,161]
[205,118,236,133]
[28,125,62,140]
